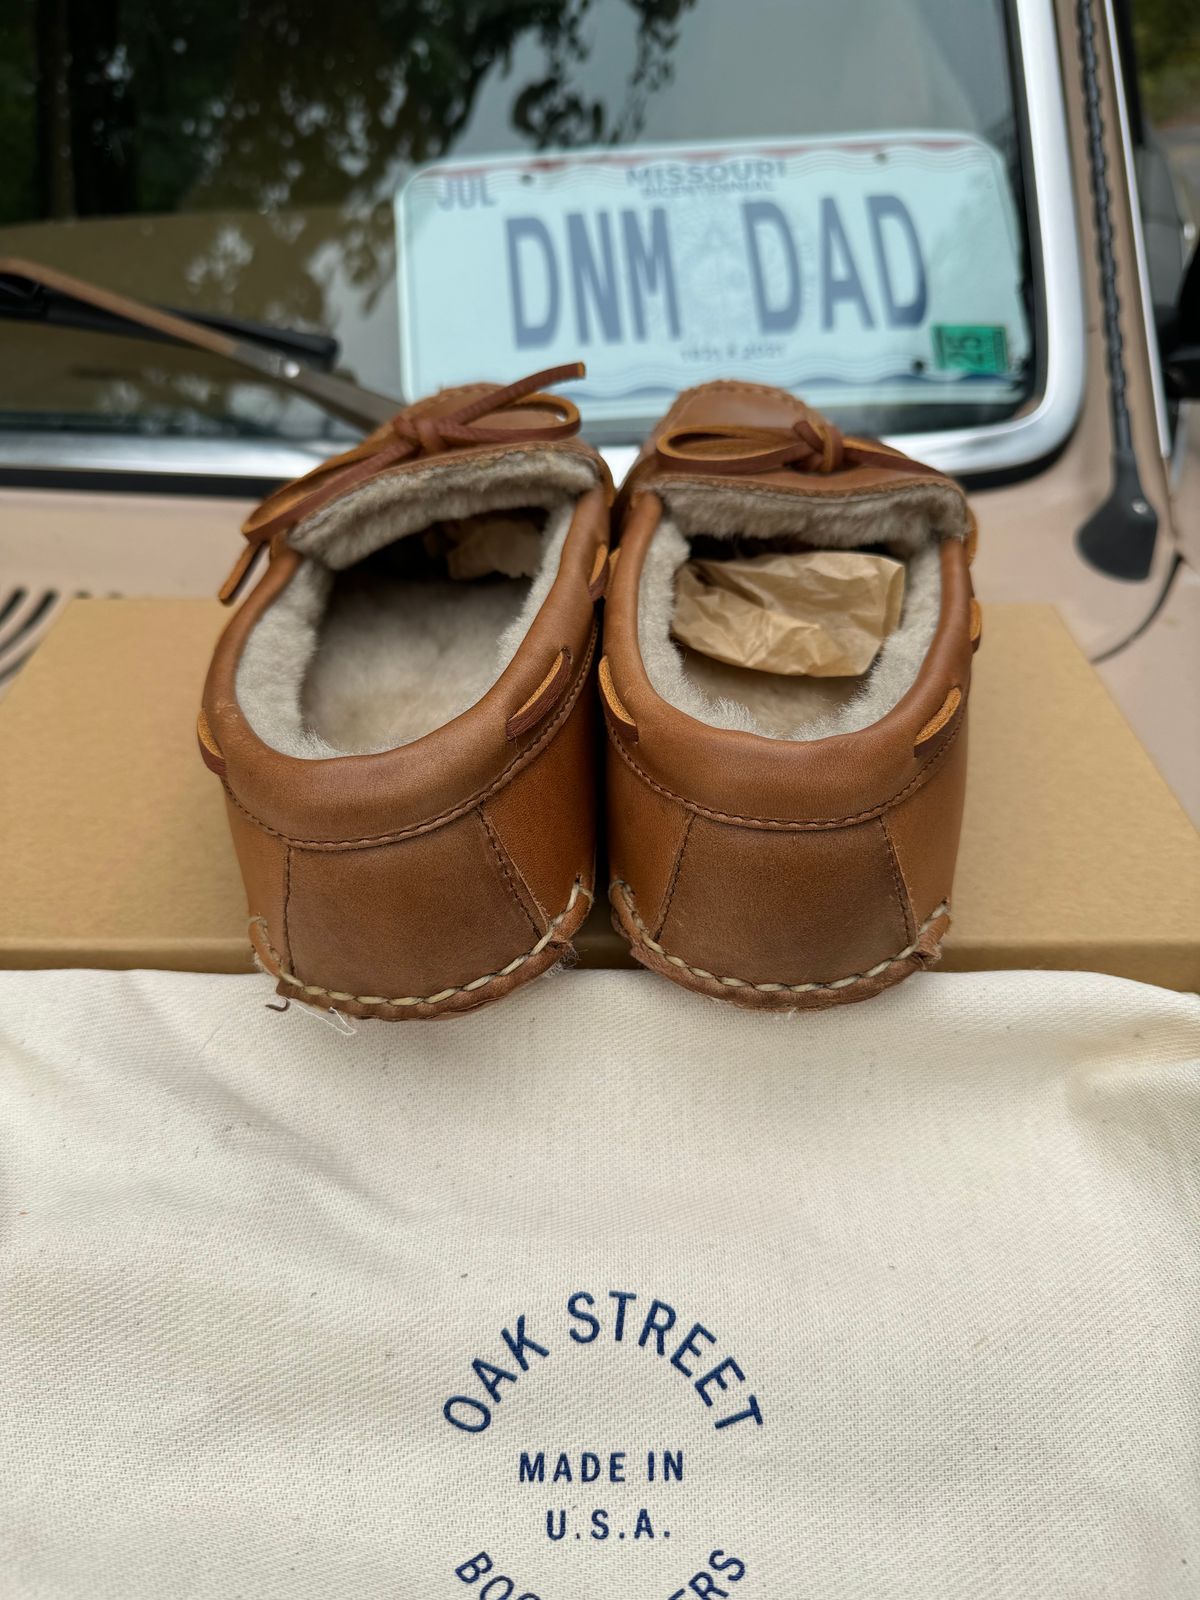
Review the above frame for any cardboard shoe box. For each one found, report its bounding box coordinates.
[0,598,1197,990]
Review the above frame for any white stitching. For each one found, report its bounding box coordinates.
[252,881,590,1009]
[613,880,948,994]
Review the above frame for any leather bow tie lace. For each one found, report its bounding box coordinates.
[239,361,587,550]
[654,414,935,479]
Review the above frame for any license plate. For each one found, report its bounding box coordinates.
[395,134,1029,420]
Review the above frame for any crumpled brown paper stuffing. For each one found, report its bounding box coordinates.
[440,516,544,581]
[672,549,906,677]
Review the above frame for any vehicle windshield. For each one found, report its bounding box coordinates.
[0,0,1033,450]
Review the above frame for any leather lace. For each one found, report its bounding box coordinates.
[241,361,587,546]
[655,414,936,479]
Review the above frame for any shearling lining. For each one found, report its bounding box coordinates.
[235,448,595,758]
[638,478,957,741]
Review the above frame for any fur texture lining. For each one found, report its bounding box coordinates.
[236,449,594,758]
[639,478,956,741]
[662,477,970,555]
[288,451,596,569]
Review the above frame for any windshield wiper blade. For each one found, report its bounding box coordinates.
[0,257,399,432]
[0,272,340,369]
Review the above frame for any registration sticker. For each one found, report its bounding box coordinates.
[931,323,1011,375]
[396,134,1029,421]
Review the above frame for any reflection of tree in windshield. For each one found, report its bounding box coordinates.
[177,0,695,313]
[1,0,1038,442]
[1,0,693,426]
[12,0,693,222]
[510,0,691,149]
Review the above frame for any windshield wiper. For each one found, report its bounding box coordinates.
[0,257,399,432]
[0,270,340,369]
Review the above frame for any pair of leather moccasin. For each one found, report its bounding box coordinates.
[200,363,980,1021]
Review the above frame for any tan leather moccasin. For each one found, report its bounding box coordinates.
[601,381,980,1011]
[199,364,611,1020]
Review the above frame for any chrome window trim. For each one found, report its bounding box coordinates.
[0,431,335,482]
[0,0,1085,488]
[1100,0,1172,460]
[885,0,1087,476]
